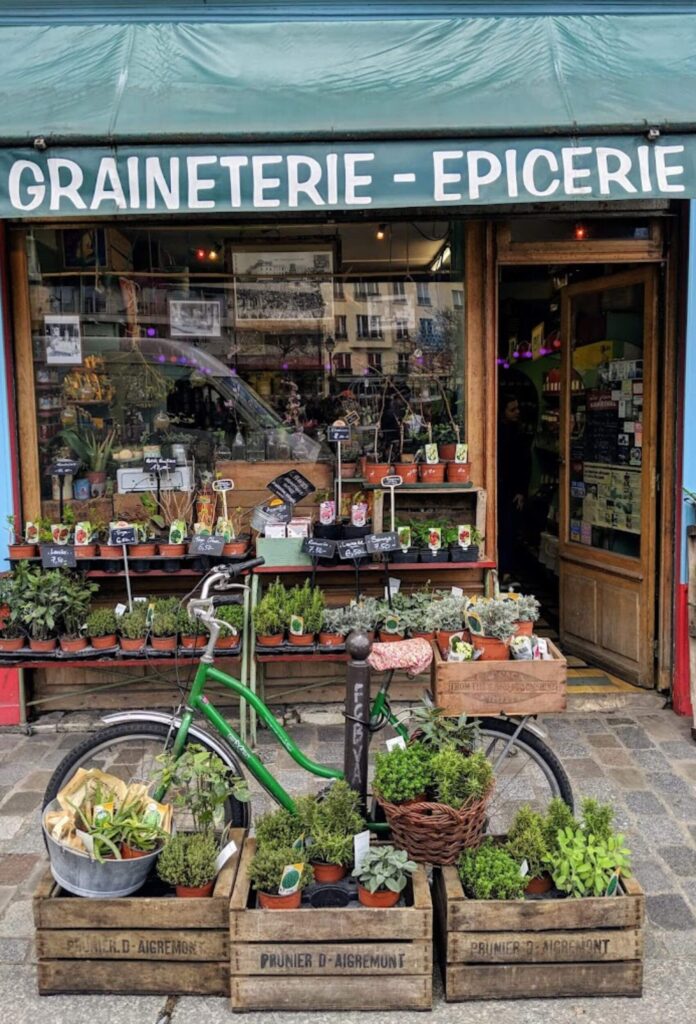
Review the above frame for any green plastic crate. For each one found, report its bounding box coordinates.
[255,537,311,567]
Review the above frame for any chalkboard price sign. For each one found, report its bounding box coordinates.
[337,538,368,561]
[380,475,403,488]
[143,456,177,473]
[327,425,351,443]
[303,537,337,559]
[267,470,316,505]
[40,544,76,569]
[109,526,138,546]
[49,458,81,477]
[189,535,226,556]
[365,532,400,554]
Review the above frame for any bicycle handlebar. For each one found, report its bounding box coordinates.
[221,556,265,576]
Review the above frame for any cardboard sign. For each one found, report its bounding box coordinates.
[364,532,400,554]
[109,526,137,546]
[337,538,368,561]
[189,534,225,556]
[302,537,337,559]
[40,544,76,568]
[267,469,316,504]
[327,424,351,442]
[49,458,81,476]
[143,456,177,473]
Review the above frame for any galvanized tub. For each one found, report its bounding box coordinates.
[42,800,160,898]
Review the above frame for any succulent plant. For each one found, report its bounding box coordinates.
[466,597,518,641]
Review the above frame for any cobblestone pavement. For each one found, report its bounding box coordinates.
[1,693,696,1023]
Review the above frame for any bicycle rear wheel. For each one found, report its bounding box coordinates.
[476,717,573,834]
[43,722,250,830]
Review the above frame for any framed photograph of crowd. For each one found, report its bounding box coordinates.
[231,247,334,327]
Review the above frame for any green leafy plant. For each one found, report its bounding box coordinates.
[431,746,493,808]
[153,744,249,832]
[119,604,148,640]
[157,832,219,889]
[217,603,244,636]
[409,701,478,753]
[254,577,287,636]
[60,427,116,472]
[580,798,614,843]
[58,572,99,639]
[543,797,576,852]
[544,827,632,898]
[467,597,518,641]
[430,592,465,631]
[373,743,433,803]
[458,839,526,900]
[352,845,416,894]
[341,597,379,633]
[514,594,541,623]
[247,844,313,895]
[15,567,70,641]
[86,607,118,638]
[505,806,550,880]
[119,814,167,853]
[151,598,180,638]
[286,580,325,635]
[321,607,349,636]
[309,829,354,867]
[254,806,308,850]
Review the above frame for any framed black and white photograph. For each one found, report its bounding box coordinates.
[169,299,222,338]
[44,315,82,365]
[232,249,333,278]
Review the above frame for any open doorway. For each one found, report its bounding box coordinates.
[497,263,659,687]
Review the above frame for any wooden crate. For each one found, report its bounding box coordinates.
[33,828,245,996]
[432,640,567,715]
[434,866,644,1000]
[229,838,433,1012]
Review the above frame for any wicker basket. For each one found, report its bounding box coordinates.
[376,788,492,866]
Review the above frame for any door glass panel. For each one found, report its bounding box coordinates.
[567,281,644,558]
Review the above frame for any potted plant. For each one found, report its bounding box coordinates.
[178,606,208,650]
[431,592,465,656]
[402,601,439,642]
[73,520,98,560]
[153,743,249,834]
[219,506,251,558]
[86,607,118,650]
[157,832,220,897]
[341,597,379,643]
[216,603,244,650]
[352,845,417,908]
[17,566,65,653]
[376,599,407,642]
[254,577,286,647]
[58,572,99,653]
[60,427,116,498]
[450,526,483,563]
[391,524,419,563]
[118,801,167,859]
[373,744,433,805]
[319,607,348,647]
[506,805,553,894]
[433,422,461,463]
[286,580,324,647]
[512,594,541,636]
[6,516,37,560]
[466,598,518,660]
[458,839,527,900]
[118,604,148,653]
[151,598,180,652]
[247,844,313,909]
[413,521,449,563]
[307,780,365,882]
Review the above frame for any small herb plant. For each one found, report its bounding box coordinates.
[157,832,219,889]
[545,827,632,898]
[217,603,244,636]
[505,806,550,880]
[458,839,526,900]
[352,845,416,894]
[247,844,313,896]
[580,798,614,843]
[431,747,493,808]
[543,797,576,852]
[119,604,148,639]
[342,597,379,634]
[153,744,249,832]
[254,806,307,849]
[409,701,478,753]
[86,608,118,638]
[286,580,325,635]
[321,607,349,637]
[254,577,287,637]
[151,598,180,638]
[466,597,518,641]
[514,594,541,623]
[373,744,433,803]
[431,592,465,632]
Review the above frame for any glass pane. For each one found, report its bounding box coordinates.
[25,222,465,516]
[566,281,645,557]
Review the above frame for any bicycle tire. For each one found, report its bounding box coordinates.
[42,722,250,829]
[477,716,574,811]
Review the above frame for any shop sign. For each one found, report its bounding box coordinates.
[303,537,337,559]
[2,135,695,217]
[364,532,400,554]
[40,543,76,568]
[189,535,226,556]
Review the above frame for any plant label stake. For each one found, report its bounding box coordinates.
[122,544,133,613]
[328,421,350,522]
[212,478,234,525]
[380,475,403,532]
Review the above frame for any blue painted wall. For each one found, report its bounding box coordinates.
[0,236,17,536]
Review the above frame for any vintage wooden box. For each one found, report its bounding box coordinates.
[229,838,433,1012]
[434,866,644,1000]
[33,828,245,996]
[431,640,567,716]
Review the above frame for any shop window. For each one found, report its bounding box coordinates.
[452,289,464,310]
[21,220,465,516]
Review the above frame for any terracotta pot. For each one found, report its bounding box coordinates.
[74,544,97,559]
[223,541,248,558]
[311,862,347,884]
[181,635,207,650]
[8,544,37,560]
[436,629,460,657]
[119,636,145,653]
[515,620,534,637]
[411,630,435,642]
[378,631,406,643]
[151,635,177,651]
[215,634,240,650]
[176,880,215,898]
[439,442,458,461]
[258,889,302,910]
[0,637,24,652]
[318,632,344,647]
[358,455,368,478]
[419,463,446,483]
[473,635,511,660]
[98,544,123,559]
[357,884,399,908]
[393,463,418,483]
[257,633,284,647]
[59,636,87,653]
[341,462,357,479]
[525,872,553,895]
[159,543,186,557]
[446,461,471,483]
[288,633,315,647]
[364,463,392,485]
[121,843,150,860]
[129,543,157,558]
[29,637,57,653]
[90,634,117,650]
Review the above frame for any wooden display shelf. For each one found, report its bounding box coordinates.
[364,482,476,492]
[434,866,644,1001]
[256,560,495,574]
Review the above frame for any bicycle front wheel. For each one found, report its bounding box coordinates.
[476,717,573,834]
[43,722,250,830]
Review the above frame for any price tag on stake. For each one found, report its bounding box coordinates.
[353,830,371,873]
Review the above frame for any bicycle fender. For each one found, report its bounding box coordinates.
[101,711,247,775]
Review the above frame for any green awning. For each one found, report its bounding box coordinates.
[0,14,695,144]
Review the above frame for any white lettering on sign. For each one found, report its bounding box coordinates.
[8,160,45,210]
[344,153,374,205]
[187,155,218,209]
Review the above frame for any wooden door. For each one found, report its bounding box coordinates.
[559,268,658,687]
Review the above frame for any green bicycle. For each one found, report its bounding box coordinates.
[44,558,573,830]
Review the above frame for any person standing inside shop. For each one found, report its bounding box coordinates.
[497,394,531,582]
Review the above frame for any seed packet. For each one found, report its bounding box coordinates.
[278,863,305,896]
[193,522,212,537]
[457,524,472,547]
[319,500,335,525]
[428,527,442,551]
[351,504,367,527]
[425,443,439,464]
[397,526,412,550]
[169,520,186,545]
[289,614,305,636]
[511,635,534,660]
[25,522,39,544]
[74,522,92,546]
[455,443,469,464]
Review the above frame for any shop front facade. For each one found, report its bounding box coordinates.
[0,4,695,723]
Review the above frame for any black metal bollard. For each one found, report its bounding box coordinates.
[343,629,372,814]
